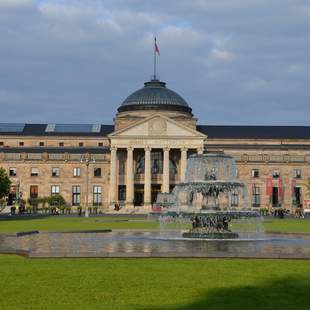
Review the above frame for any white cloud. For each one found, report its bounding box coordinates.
[208,49,235,62]
[0,0,309,125]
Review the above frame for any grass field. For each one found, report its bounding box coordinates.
[0,216,158,233]
[0,255,309,310]
[1,216,310,234]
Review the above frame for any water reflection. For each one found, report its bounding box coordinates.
[2,231,310,258]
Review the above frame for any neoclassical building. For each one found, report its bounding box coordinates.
[0,78,310,211]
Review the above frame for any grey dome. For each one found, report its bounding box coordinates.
[118,80,192,114]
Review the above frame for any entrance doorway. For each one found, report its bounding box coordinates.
[294,187,301,207]
[151,185,161,204]
[272,187,279,207]
[134,185,144,206]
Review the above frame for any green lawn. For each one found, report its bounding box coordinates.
[0,255,309,309]
[264,218,310,233]
[0,216,158,233]
[1,216,310,234]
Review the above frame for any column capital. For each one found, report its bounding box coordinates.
[181,147,188,152]
[144,146,152,152]
[197,147,204,155]
[126,146,134,152]
[163,147,170,152]
[110,146,117,152]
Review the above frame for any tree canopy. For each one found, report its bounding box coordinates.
[0,168,11,200]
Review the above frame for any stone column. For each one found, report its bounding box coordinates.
[180,147,188,182]
[109,146,117,206]
[126,147,134,207]
[162,147,170,193]
[144,147,152,207]
[197,147,204,155]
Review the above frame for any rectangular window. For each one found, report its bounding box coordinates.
[231,192,239,207]
[9,168,17,177]
[31,167,39,176]
[19,142,24,146]
[272,170,280,178]
[52,167,60,177]
[251,169,259,178]
[79,142,84,147]
[252,185,260,207]
[30,185,38,198]
[59,142,64,147]
[73,167,81,177]
[72,186,80,206]
[119,160,125,175]
[118,185,126,201]
[0,142,3,146]
[98,142,103,147]
[51,185,60,196]
[293,169,302,179]
[39,142,44,147]
[94,167,101,177]
[93,186,102,206]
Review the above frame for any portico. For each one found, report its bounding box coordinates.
[108,114,206,209]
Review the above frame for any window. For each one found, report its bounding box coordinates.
[19,142,24,146]
[94,168,101,177]
[73,167,81,177]
[72,186,80,206]
[119,160,126,175]
[79,142,84,147]
[251,169,259,178]
[59,142,64,147]
[231,192,239,207]
[52,167,60,177]
[30,185,38,198]
[293,169,302,179]
[39,142,44,147]
[98,142,103,147]
[31,167,39,176]
[272,170,280,178]
[252,185,260,207]
[118,185,126,201]
[9,168,17,177]
[93,186,102,206]
[51,185,60,196]
[151,152,163,174]
[0,142,3,146]
[136,155,145,174]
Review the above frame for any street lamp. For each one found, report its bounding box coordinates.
[80,154,95,218]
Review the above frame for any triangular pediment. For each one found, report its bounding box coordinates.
[108,114,207,138]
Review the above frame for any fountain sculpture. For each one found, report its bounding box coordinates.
[157,153,260,239]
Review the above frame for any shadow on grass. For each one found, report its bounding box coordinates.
[148,276,310,310]
[0,214,52,221]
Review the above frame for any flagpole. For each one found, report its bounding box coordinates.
[154,36,157,80]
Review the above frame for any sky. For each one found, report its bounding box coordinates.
[0,0,309,125]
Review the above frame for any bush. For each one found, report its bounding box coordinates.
[47,195,66,207]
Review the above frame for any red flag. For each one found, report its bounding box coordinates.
[278,177,283,201]
[266,177,272,197]
[155,39,160,55]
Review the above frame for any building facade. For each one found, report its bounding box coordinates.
[1,79,310,212]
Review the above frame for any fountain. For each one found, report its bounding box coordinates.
[156,152,260,239]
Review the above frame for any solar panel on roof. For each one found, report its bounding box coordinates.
[91,124,101,133]
[45,124,55,132]
[53,124,94,133]
[0,123,25,132]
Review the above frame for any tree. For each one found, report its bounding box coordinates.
[0,167,11,201]
[306,178,310,196]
